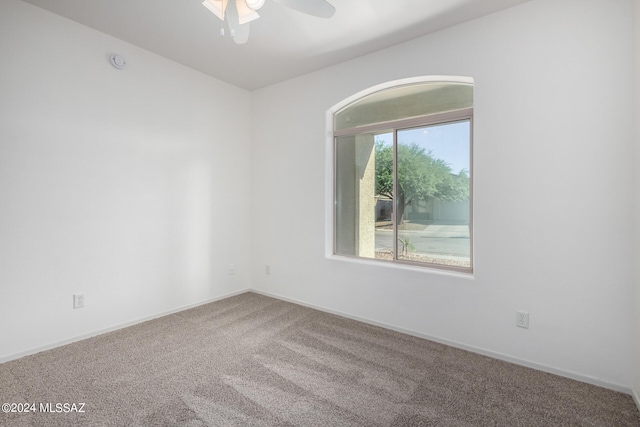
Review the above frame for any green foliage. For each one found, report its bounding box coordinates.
[375,140,394,199]
[375,140,469,206]
[398,236,416,257]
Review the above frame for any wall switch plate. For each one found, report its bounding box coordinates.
[516,310,529,328]
[265,265,271,275]
[73,294,85,309]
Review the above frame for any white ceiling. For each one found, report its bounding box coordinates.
[20,0,531,90]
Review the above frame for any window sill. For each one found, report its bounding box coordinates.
[327,254,475,279]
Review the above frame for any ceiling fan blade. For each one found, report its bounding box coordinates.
[272,0,335,18]
[226,0,251,44]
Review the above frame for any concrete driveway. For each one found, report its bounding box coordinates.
[375,223,470,258]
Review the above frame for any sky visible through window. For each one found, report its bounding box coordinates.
[376,120,470,175]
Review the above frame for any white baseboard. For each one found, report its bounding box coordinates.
[0,288,251,364]
[251,289,634,396]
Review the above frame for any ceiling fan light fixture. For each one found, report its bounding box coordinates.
[204,0,259,25]
[204,0,335,44]
[235,0,260,24]
[245,0,266,11]
[202,0,226,20]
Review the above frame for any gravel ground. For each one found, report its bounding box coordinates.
[375,251,471,268]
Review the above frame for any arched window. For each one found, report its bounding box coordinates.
[331,77,473,272]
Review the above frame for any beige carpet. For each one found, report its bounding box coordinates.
[1,292,638,426]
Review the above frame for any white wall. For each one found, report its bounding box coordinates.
[633,0,640,408]
[251,0,636,390]
[0,0,252,361]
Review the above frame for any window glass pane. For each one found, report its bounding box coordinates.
[335,82,472,131]
[335,132,393,259]
[396,121,471,268]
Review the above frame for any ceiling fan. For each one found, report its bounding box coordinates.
[202,0,336,44]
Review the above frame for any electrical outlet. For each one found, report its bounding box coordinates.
[73,294,85,309]
[265,265,271,275]
[516,310,529,328]
[228,264,235,275]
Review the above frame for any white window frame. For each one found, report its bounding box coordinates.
[325,76,474,275]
